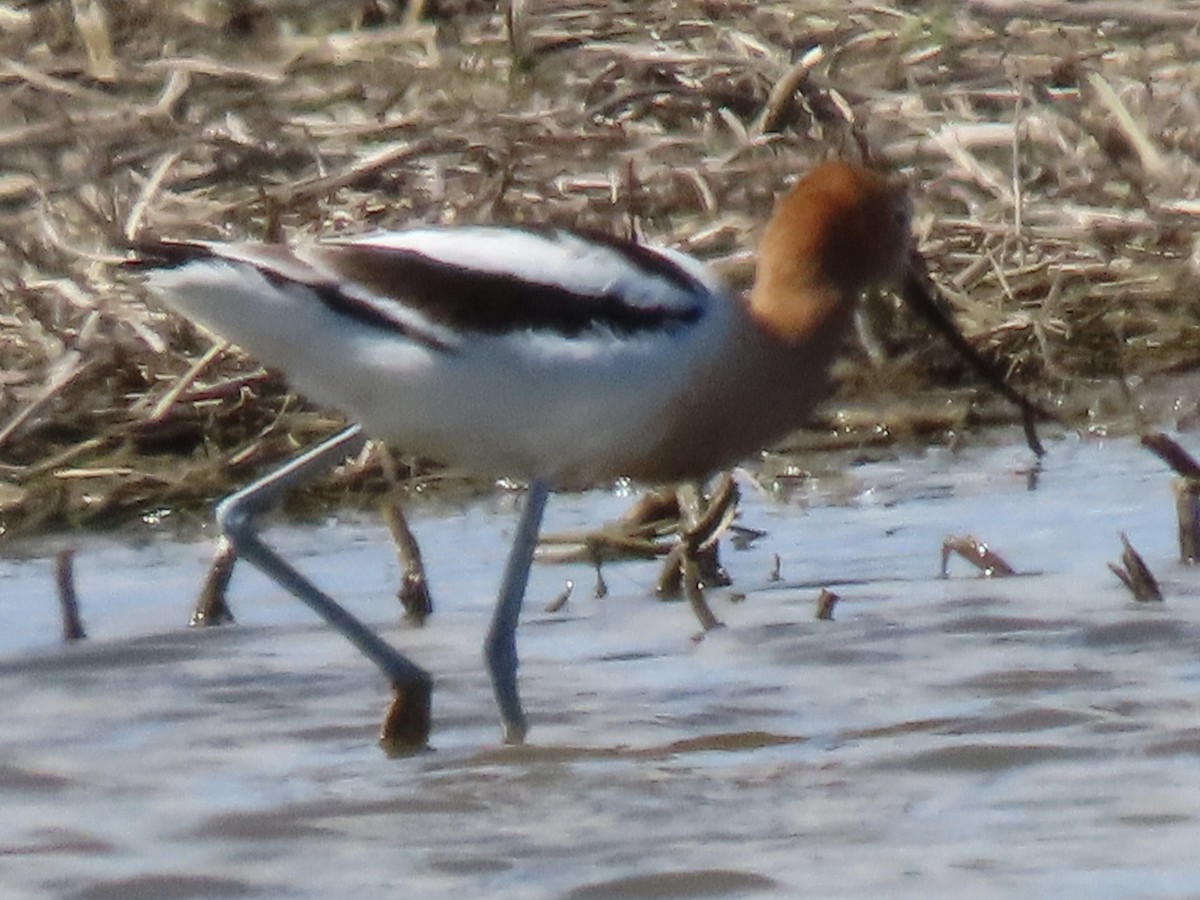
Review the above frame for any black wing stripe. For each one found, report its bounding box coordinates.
[125,239,218,269]
[318,242,705,337]
[132,240,455,353]
[267,273,456,354]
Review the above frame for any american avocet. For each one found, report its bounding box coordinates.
[134,160,1050,748]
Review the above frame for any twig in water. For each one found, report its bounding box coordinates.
[1140,433,1200,564]
[1141,432,1200,479]
[376,444,433,624]
[383,497,433,625]
[589,547,608,599]
[941,535,1017,577]
[191,536,237,627]
[545,580,573,614]
[55,549,86,641]
[661,476,738,632]
[815,589,839,621]
[1174,479,1200,565]
[1109,532,1163,603]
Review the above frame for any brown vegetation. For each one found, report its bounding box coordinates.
[3,0,1200,533]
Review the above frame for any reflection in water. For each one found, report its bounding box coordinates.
[4,434,1200,897]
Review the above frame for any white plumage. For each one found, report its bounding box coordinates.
[145,226,738,486]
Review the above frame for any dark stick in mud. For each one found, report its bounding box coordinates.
[55,549,86,642]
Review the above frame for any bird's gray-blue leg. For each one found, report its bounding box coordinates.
[216,424,433,747]
[483,478,550,745]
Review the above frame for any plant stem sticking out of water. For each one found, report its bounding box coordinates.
[1109,532,1163,603]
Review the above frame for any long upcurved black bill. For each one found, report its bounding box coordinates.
[900,251,1059,457]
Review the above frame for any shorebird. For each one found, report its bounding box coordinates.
[134,160,1050,748]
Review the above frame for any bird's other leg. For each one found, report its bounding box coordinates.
[483,479,550,745]
[215,424,433,751]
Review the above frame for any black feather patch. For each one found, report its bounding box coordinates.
[317,235,705,338]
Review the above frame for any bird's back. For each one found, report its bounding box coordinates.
[140,226,742,486]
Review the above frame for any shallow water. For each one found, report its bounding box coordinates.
[4,433,1200,898]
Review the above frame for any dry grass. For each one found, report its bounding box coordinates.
[3,0,1200,534]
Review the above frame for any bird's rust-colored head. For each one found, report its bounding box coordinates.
[748,160,911,345]
[749,158,1056,453]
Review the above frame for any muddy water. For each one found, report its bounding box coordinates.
[4,432,1200,898]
